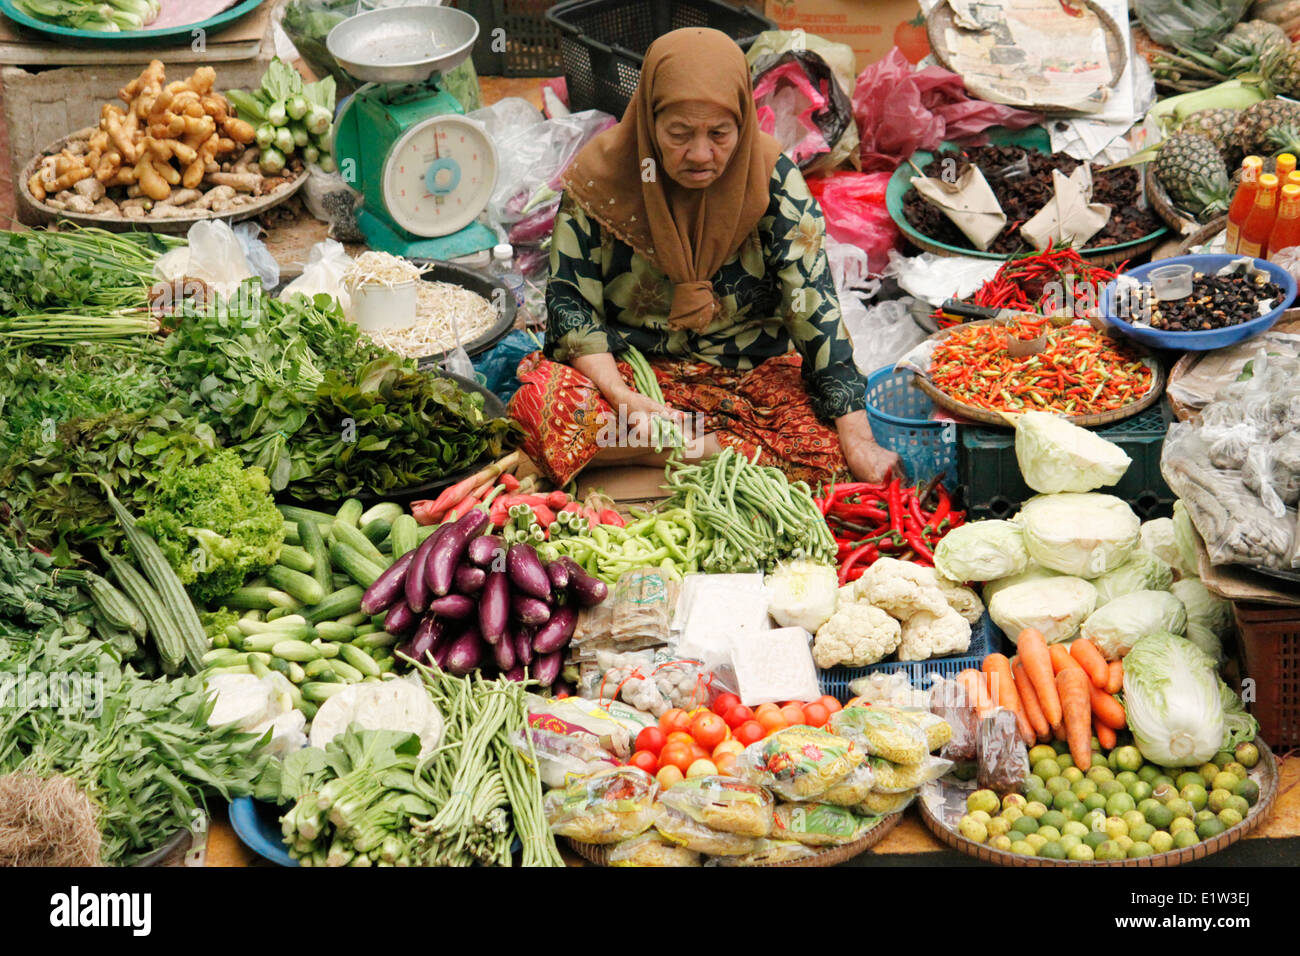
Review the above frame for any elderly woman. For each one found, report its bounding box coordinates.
[509,28,901,487]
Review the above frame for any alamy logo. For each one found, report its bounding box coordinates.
[49,887,151,936]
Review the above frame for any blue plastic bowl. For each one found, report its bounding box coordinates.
[229,797,298,867]
[1100,254,1297,351]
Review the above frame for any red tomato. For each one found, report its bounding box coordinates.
[659,708,693,735]
[802,702,831,728]
[714,753,738,776]
[659,742,695,773]
[779,703,806,727]
[635,726,666,756]
[817,695,843,715]
[734,720,766,746]
[629,750,658,773]
[689,743,710,764]
[756,710,788,734]
[690,712,727,750]
[754,702,781,718]
[665,731,695,750]
[711,692,741,717]
[724,704,755,729]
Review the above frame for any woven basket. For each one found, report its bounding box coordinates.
[1145,163,1205,237]
[918,742,1279,867]
[565,811,901,867]
[1174,215,1228,256]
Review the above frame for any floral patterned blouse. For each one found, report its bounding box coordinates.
[544,153,866,421]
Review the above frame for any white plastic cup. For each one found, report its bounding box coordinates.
[1149,264,1194,301]
[351,280,418,331]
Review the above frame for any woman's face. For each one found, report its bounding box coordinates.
[653,100,739,189]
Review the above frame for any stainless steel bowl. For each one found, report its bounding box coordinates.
[326,5,478,84]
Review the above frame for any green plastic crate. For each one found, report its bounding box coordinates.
[957,399,1175,522]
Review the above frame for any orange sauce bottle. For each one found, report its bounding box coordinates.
[1238,172,1280,258]
[1226,156,1263,253]
[1268,183,1300,260]
[1277,153,1297,182]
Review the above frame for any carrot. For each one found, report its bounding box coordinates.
[1070,638,1110,688]
[956,668,994,717]
[1089,683,1127,731]
[983,653,1033,746]
[1013,659,1051,741]
[1106,660,1124,695]
[1017,629,1061,730]
[1048,643,1080,675]
[1094,719,1117,750]
[1052,721,1066,743]
[1055,667,1093,771]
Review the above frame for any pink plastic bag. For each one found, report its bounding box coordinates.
[806,171,900,274]
[754,60,831,167]
[853,48,1044,173]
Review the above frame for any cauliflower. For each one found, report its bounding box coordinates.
[837,583,859,608]
[936,575,985,624]
[897,606,972,662]
[855,557,947,620]
[813,604,901,668]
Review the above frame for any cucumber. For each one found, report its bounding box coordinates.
[267,564,327,606]
[277,504,336,528]
[287,661,307,684]
[282,522,302,546]
[329,539,385,588]
[303,659,334,679]
[266,606,292,622]
[337,611,369,628]
[335,498,364,528]
[219,587,301,611]
[211,629,230,649]
[202,648,248,667]
[353,630,399,649]
[242,626,313,651]
[330,519,387,566]
[359,502,403,527]
[332,573,353,590]
[361,518,392,547]
[277,544,316,574]
[304,585,365,624]
[272,640,323,662]
[354,623,378,636]
[339,643,381,677]
[205,664,253,678]
[303,681,348,702]
[314,621,356,642]
[311,640,340,659]
[299,700,319,721]
[299,519,333,599]
[237,615,309,636]
[389,514,418,559]
[249,655,273,680]
[328,658,365,683]
[415,523,442,542]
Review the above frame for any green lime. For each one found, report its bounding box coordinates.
[1115,771,1139,788]
[1104,816,1129,840]
[1212,771,1240,793]
[1026,787,1053,807]
[953,762,978,781]
[1068,843,1095,861]
[1002,793,1028,812]
[1045,776,1071,794]
[1235,742,1260,769]
[1033,759,1062,780]
[1040,810,1068,830]
[1072,779,1098,798]
[1066,802,1089,823]
[1082,809,1107,831]
[1090,735,1101,751]
[1173,829,1200,849]
[1083,830,1109,850]
[1197,818,1227,840]
[1091,752,1107,772]
[1024,774,1045,793]
[1127,781,1153,804]
[1029,745,1057,765]
[1138,765,1161,784]
[1181,784,1209,811]
[1223,762,1249,780]
[1086,766,1115,785]
[1169,817,1195,836]
[990,834,1014,852]
[1036,825,1062,843]
[1038,840,1067,859]
[1099,780,1126,798]
[988,816,1012,838]
[1114,834,1135,854]
[1056,752,1075,770]
[1052,790,1080,812]
[1214,751,1236,768]
[1025,833,1048,853]
[1063,766,1084,784]
[1198,763,1221,786]
[1218,808,1244,828]
[1195,809,1217,826]
[1107,749,1122,770]
[968,810,992,826]
[1062,820,1090,838]
[1052,740,1070,756]
[1128,841,1155,858]
[1003,806,1024,824]
[1113,746,1144,773]
[1226,794,1251,817]
[1025,801,1049,819]
[1207,789,1233,814]
[1149,830,1174,854]
[1058,834,1082,853]
[1123,809,1147,832]
[1105,792,1136,816]
[1137,798,1161,817]
[1176,772,1204,791]
[1012,815,1040,835]
[1166,798,1194,819]
[1095,839,1126,861]
[1010,840,1035,856]
[959,816,989,843]
[1144,803,1174,830]
[1152,775,1176,791]
[1129,822,1156,844]
[1084,793,1108,812]
[1152,783,1178,805]
[967,789,1002,814]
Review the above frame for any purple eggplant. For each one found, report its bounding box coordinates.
[396,614,444,665]
[551,678,575,698]
[406,525,449,614]
[545,559,571,592]
[467,534,506,569]
[532,650,563,685]
[432,636,453,669]
[427,510,489,597]
[514,626,534,667]
[562,557,609,607]
[504,665,527,682]
[360,550,415,615]
[532,605,577,654]
[445,624,486,676]
[384,599,417,635]
[511,592,551,626]
[427,593,475,619]
[493,630,517,671]
[453,564,486,594]
[507,543,551,601]
[479,571,510,644]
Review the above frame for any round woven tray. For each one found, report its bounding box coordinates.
[1167,310,1300,422]
[910,319,1166,427]
[1144,163,1205,237]
[18,128,308,234]
[1174,215,1228,256]
[565,811,902,868]
[919,742,1279,868]
[904,226,1164,268]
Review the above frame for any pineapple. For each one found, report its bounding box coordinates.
[1228,97,1300,163]
[1215,19,1289,75]
[1155,133,1234,222]
[1179,107,1242,144]
[1267,41,1300,97]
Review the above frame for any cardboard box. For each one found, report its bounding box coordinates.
[764,0,926,73]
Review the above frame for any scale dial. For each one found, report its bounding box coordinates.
[381,113,497,238]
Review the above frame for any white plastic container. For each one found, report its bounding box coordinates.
[351,280,418,332]
[1149,263,1194,301]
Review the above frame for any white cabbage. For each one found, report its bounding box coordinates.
[989,575,1098,645]
[765,561,840,633]
[1080,590,1188,660]
[1123,632,1225,767]
[309,676,444,757]
[1017,492,1140,578]
[1138,517,1194,578]
[933,520,1029,582]
[981,563,1060,606]
[1090,550,1174,606]
[1015,411,1132,493]
[1170,578,1232,663]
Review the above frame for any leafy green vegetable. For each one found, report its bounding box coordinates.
[134,450,286,605]
[1122,631,1225,768]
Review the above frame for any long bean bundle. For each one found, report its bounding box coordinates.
[623,345,684,452]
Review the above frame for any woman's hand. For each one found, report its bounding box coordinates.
[836,410,903,483]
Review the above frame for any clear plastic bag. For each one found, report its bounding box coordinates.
[771,802,881,846]
[818,764,877,806]
[653,805,761,856]
[279,239,352,311]
[866,754,954,793]
[929,676,977,761]
[976,707,1028,796]
[857,788,918,816]
[543,766,658,844]
[733,726,862,801]
[843,294,927,377]
[611,568,677,644]
[510,727,617,790]
[827,706,929,766]
[657,775,774,838]
[608,831,701,867]
[301,165,362,243]
[705,838,819,866]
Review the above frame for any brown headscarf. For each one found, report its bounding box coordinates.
[562,28,784,331]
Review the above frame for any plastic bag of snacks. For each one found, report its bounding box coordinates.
[509,727,617,789]
[857,788,918,815]
[658,776,775,838]
[818,765,877,807]
[772,802,881,846]
[543,767,658,844]
[866,754,954,793]
[928,676,977,761]
[976,707,1028,796]
[733,726,862,800]
[873,706,953,753]
[706,838,820,866]
[828,707,929,765]
[653,805,761,856]
[608,831,701,867]
[611,568,679,643]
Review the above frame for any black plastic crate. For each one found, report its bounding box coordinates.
[546,0,774,116]
[455,0,565,76]
[957,399,1175,521]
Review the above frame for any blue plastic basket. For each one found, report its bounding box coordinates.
[818,611,998,703]
[864,366,958,489]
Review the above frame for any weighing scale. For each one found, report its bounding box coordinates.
[327,6,499,259]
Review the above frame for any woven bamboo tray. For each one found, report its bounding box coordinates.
[910,319,1166,427]
[1166,311,1300,422]
[18,127,308,234]
[565,811,901,867]
[1145,163,1206,237]
[1174,215,1228,256]
[918,742,1278,867]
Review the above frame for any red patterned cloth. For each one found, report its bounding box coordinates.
[508,351,848,486]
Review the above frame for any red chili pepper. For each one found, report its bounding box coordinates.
[926,485,952,530]
[907,497,929,531]
[598,509,625,527]
[833,502,890,522]
[838,541,879,584]
[904,530,936,564]
[886,479,903,534]
[843,564,868,583]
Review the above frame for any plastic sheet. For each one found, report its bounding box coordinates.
[806,170,900,273]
